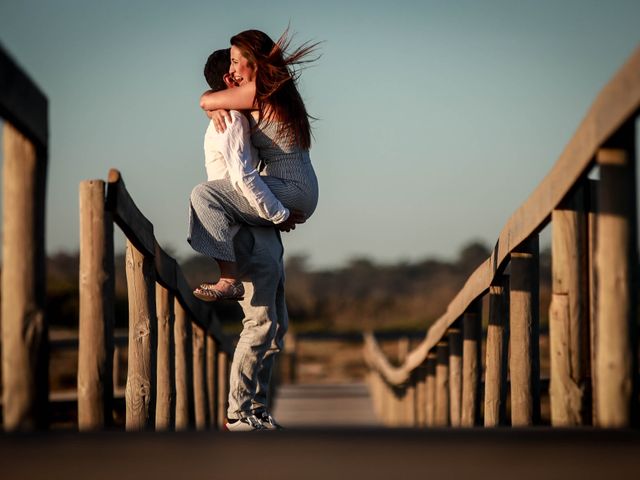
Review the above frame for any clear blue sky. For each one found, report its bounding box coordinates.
[1,0,639,268]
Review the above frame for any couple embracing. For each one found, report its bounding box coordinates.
[188,29,319,431]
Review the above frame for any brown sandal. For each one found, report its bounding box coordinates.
[193,279,245,302]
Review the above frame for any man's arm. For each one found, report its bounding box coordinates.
[219,112,291,224]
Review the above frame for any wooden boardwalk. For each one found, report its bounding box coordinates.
[272,383,380,427]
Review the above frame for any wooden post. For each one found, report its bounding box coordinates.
[414,366,427,427]
[448,325,463,427]
[461,303,482,427]
[425,353,437,427]
[509,235,541,426]
[397,336,410,426]
[595,130,638,427]
[206,335,217,429]
[174,299,193,430]
[192,322,209,430]
[1,123,48,431]
[435,340,450,426]
[155,283,175,431]
[550,187,590,426]
[124,240,157,431]
[217,350,230,430]
[78,179,115,431]
[587,179,598,425]
[484,276,509,427]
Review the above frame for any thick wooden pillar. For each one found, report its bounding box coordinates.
[595,127,638,427]
[174,299,193,430]
[448,325,463,427]
[550,187,590,426]
[1,123,48,431]
[78,180,115,430]
[461,303,482,427]
[435,340,450,426]
[424,353,437,426]
[155,283,175,431]
[484,276,509,427]
[509,235,541,426]
[192,322,209,430]
[124,240,157,431]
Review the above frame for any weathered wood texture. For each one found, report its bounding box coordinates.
[447,326,463,427]
[192,322,209,430]
[155,283,175,431]
[105,169,231,355]
[509,236,541,426]
[461,306,482,427]
[362,47,640,388]
[174,300,194,430]
[78,180,115,430]
[595,133,638,427]
[435,341,450,426]
[1,123,48,431]
[124,240,157,431]
[484,277,509,427]
[550,187,590,426]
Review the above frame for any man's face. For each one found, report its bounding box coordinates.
[229,45,256,85]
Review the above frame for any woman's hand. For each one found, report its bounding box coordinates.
[207,109,232,133]
[277,208,307,232]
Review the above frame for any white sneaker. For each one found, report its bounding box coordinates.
[225,415,264,432]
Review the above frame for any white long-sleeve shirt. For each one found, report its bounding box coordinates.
[204,110,289,224]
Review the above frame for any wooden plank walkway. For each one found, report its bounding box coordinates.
[272,382,381,427]
[2,429,639,479]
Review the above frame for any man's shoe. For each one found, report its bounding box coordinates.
[256,411,283,430]
[225,415,264,432]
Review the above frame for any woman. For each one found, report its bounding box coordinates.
[189,29,319,301]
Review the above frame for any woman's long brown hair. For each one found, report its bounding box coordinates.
[230,29,320,150]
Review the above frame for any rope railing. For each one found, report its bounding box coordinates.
[364,45,640,428]
[77,168,234,431]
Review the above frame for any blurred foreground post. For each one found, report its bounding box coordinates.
[1,123,48,431]
[595,127,638,427]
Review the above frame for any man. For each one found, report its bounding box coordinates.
[189,49,296,430]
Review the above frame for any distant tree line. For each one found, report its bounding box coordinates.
[40,240,552,333]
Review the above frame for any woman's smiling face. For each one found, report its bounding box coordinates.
[229,45,256,85]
